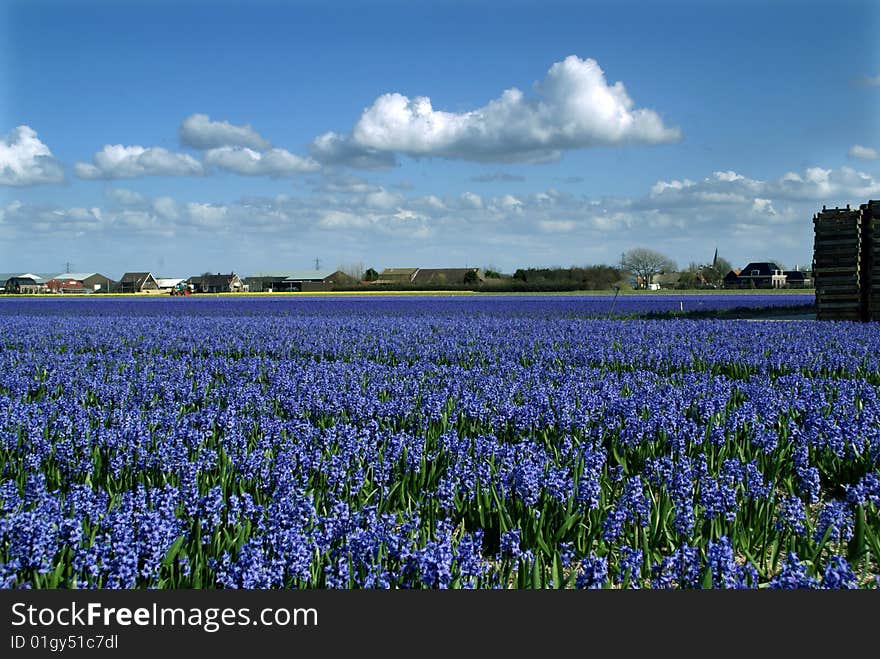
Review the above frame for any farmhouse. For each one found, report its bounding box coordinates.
[725,262,786,289]
[650,271,682,290]
[377,268,419,284]
[0,273,53,293]
[187,272,246,293]
[722,269,742,288]
[118,272,161,294]
[1,275,47,294]
[48,272,115,293]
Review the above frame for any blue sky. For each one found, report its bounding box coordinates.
[1,0,878,278]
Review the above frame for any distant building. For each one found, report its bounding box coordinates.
[722,269,742,289]
[118,272,160,294]
[377,268,419,284]
[187,273,246,293]
[2,276,45,294]
[728,262,784,288]
[377,267,484,286]
[46,277,86,293]
[411,268,484,285]
[48,272,115,293]
[0,272,52,293]
[244,270,353,292]
[651,271,682,290]
[782,270,812,288]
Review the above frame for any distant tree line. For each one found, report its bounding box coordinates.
[329,246,788,292]
[511,265,624,291]
[330,264,626,292]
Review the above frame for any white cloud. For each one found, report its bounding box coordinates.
[857,73,880,87]
[203,146,319,176]
[364,188,403,209]
[179,113,270,150]
[108,210,175,236]
[650,178,696,196]
[9,159,869,273]
[751,198,778,216]
[461,192,483,208]
[309,131,398,169]
[318,209,370,229]
[848,144,878,160]
[152,196,180,220]
[538,219,576,232]
[105,188,145,205]
[499,194,523,210]
[75,145,203,179]
[185,202,228,227]
[0,126,65,186]
[319,55,680,165]
[422,195,446,210]
[648,166,880,206]
[713,170,745,182]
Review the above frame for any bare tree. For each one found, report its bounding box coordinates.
[620,247,677,289]
[338,262,365,281]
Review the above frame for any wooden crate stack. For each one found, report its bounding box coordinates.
[813,204,863,321]
[864,199,880,322]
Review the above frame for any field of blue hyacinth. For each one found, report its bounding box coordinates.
[1,293,878,589]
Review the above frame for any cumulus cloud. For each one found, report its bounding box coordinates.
[75,145,203,179]
[105,188,145,205]
[318,209,369,229]
[848,144,878,160]
[203,146,319,176]
[314,55,680,165]
[647,166,880,207]
[499,194,523,210]
[309,131,398,169]
[0,126,65,186]
[421,195,446,210]
[461,192,483,208]
[0,200,169,236]
[10,159,865,272]
[185,202,228,228]
[179,113,270,150]
[152,196,180,220]
[364,188,404,209]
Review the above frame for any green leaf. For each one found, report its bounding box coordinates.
[847,506,866,562]
[162,535,186,568]
[531,554,544,589]
[554,512,581,543]
[551,553,564,589]
[702,566,714,589]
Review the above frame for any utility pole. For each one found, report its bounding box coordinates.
[65,261,72,274]
[314,257,321,270]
